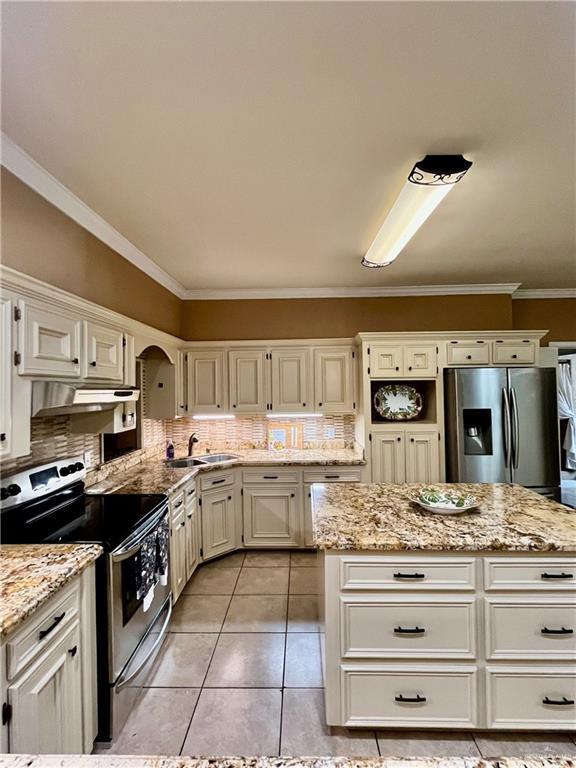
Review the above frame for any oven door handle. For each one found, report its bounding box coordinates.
[115,597,172,692]
[110,504,169,563]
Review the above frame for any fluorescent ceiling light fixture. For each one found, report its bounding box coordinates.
[191,414,236,420]
[362,154,472,269]
[266,413,323,419]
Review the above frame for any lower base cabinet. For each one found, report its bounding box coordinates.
[200,488,237,560]
[371,430,440,484]
[185,495,200,581]
[243,485,302,547]
[170,502,187,602]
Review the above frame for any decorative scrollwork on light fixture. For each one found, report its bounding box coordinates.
[408,168,469,186]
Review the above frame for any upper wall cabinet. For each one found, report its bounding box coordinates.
[16,300,82,378]
[369,344,437,378]
[123,333,137,387]
[0,297,13,457]
[444,338,538,367]
[229,349,268,412]
[313,347,355,413]
[271,347,312,413]
[83,321,124,382]
[188,350,226,414]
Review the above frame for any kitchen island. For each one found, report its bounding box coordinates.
[312,483,576,732]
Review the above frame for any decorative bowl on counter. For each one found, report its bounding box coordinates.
[373,384,422,421]
[411,487,479,515]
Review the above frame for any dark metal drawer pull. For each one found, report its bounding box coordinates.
[263,476,279,480]
[212,478,226,485]
[174,500,183,508]
[543,696,575,706]
[325,475,340,479]
[541,627,574,635]
[541,572,574,580]
[394,626,425,635]
[395,694,426,703]
[39,612,66,640]
[68,645,78,657]
[393,572,425,579]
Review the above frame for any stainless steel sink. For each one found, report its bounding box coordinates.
[195,453,239,464]
[165,457,208,468]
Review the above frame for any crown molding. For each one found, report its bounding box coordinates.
[182,283,522,300]
[1,133,187,299]
[513,288,576,300]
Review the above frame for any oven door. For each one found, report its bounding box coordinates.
[108,503,171,681]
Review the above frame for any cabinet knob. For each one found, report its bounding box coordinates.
[466,355,472,360]
[395,366,400,371]
[397,437,401,442]
[410,438,415,442]
[217,404,221,408]
[511,354,518,359]
[302,403,306,407]
[228,495,232,501]
[0,433,5,442]
[318,402,322,407]
[291,493,295,498]
[408,366,412,371]
[233,404,237,408]
[68,646,78,657]
[90,361,97,367]
[72,357,79,364]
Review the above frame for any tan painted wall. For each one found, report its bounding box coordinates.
[1,170,181,337]
[512,298,576,344]
[181,294,514,341]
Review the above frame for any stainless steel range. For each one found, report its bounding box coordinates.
[1,456,172,742]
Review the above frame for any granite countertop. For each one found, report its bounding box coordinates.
[0,543,103,638]
[312,482,576,552]
[0,757,572,768]
[87,448,365,496]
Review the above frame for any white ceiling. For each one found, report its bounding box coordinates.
[2,1,575,293]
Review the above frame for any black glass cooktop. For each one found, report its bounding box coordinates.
[1,481,168,552]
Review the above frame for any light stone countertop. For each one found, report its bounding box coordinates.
[0,543,103,638]
[311,482,576,552]
[0,757,572,768]
[87,448,365,496]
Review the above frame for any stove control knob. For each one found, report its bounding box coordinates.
[7,484,21,497]
[68,464,76,473]
[0,488,9,501]
[74,462,84,471]
[60,466,70,476]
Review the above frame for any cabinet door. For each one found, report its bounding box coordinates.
[404,345,437,377]
[188,350,226,413]
[371,432,405,483]
[314,347,355,413]
[405,431,440,483]
[170,505,187,602]
[370,345,403,377]
[185,502,199,580]
[304,485,314,547]
[201,489,237,559]
[83,321,123,381]
[229,349,268,412]
[123,333,137,387]
[8,622,83,754]
[243,486,302,547]
[17,300,82,378]
[176,351,188,417]
[0,297,12,457]
[271,347,311,412]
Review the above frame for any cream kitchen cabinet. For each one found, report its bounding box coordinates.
[184,484,200,581]
[176,351,188,417]
[169,492,187,603]
[492,339,537,365]
[228,349,268,412]
[369,344,437,378]
[187,350,226,414]
[243,485,302,547]
[0,296,13,458]
[200,477,237,560]
[270,347,311,413]
[83,321,124,382]
[123,333,137,387]
[1,566,97,754]
[313,347,355,413]
[16,299,82,378]
[371,430,440,483]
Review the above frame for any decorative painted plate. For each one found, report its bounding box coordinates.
[373,384,423,421]
[411,487,478,515]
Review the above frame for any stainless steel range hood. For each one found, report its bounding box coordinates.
[32,381,140,417]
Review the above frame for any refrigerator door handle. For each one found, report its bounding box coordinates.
[502,387,511,469]
[510,386,520,470]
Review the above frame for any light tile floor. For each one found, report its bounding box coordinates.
[102,550,576,757]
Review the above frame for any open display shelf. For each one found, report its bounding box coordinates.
[370,378,437,425]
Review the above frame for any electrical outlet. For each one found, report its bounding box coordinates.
[84,449,94,467]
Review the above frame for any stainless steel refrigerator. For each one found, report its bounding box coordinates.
[444,367,560,497]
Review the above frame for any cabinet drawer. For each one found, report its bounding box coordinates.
[303,468,363,484]
[446,343,490,366]
[340,596,476,659]
[241,468,300,484]
[485,597,576,661]
[199,470,235,491]
[341,664,478,727]
[169,490,185,518]
[484,557,576,591]
[340,556,476,591]
[492,340,536,364]
[6,580,79,681]
[486,666,576,729]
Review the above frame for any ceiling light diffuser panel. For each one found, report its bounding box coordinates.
[362,154,473,269]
